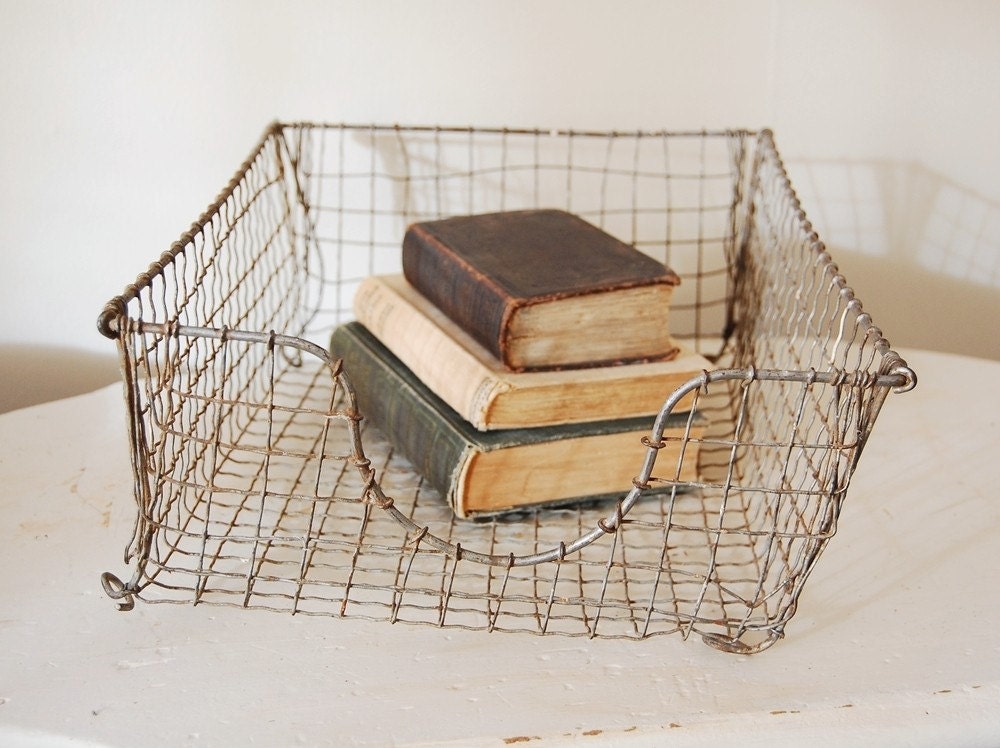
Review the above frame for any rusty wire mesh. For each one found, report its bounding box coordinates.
[98,123,914,653]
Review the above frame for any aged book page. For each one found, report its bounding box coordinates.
[459,428,701,515]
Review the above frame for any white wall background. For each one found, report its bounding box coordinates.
[2,0,998,409]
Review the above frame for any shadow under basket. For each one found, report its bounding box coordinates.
[98,123,916,654]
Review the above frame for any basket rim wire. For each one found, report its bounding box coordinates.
[98,122,916,653]
[99,122,915,386]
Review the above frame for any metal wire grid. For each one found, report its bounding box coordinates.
[288,124,747,357]
[99,123,914,653]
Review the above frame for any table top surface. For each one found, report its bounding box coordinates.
[1,347,998,747]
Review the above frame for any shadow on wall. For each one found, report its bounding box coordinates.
[0,344,120,414]
[787,158,1000,361]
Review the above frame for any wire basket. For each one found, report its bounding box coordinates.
[98,122,915,654]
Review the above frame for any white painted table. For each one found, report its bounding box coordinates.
[1,348,998,746]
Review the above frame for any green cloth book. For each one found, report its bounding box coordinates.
[331,322,702,518]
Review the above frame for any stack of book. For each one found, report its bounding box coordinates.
[330,209,711,518]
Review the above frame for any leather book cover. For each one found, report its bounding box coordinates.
[401,209,681,371]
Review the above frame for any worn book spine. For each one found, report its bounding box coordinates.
[401,221,510,363]
[352,274,508,431]
[332,322,472,505]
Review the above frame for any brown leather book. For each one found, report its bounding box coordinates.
[401,209,682,371]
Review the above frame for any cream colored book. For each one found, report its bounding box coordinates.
[352,274,712,431]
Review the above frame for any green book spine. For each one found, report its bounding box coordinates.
[331,322,472,506]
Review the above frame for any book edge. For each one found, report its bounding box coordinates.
[357,274,715,429]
